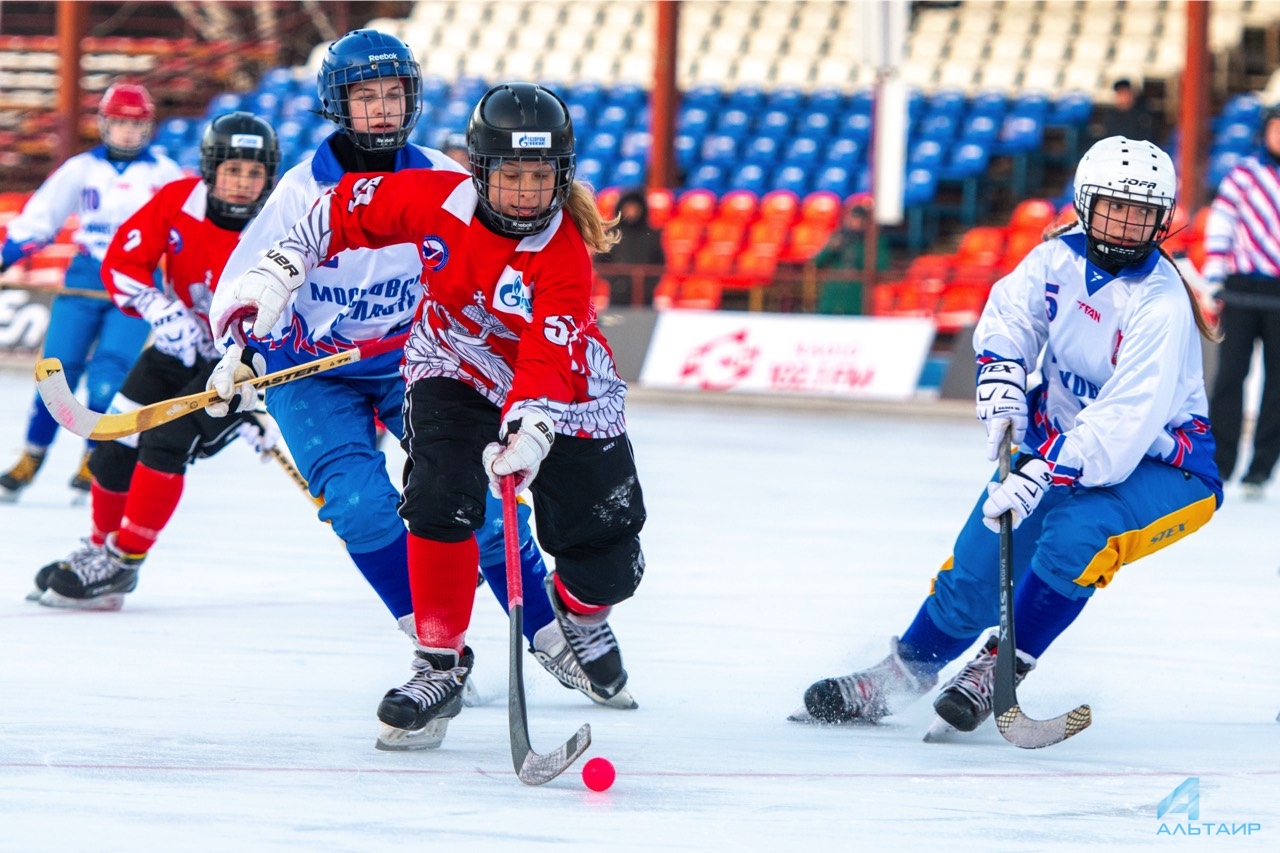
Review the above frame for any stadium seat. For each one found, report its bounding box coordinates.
[718,189,759,225]
[744,136,780,165]
[703,218,747,253]
[1002,229,1044,271]
[1008,198,1057,237]
[675,188,718,222]
[825,138,862,169]
[773,166,811,197]
[758,190,800,227]
[674,276,722,310]
[688,164,727,194]
[646,188,675,229]
[906,253,954,288]
[800,191,843,230]
[781,220,833,263]
[956,226,1006,270]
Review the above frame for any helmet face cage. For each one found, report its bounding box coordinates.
[98,83,155,158]
[199,112,281,221]
[1073,136,1176,268]
[318,30,421,152]
[467,83,576,238]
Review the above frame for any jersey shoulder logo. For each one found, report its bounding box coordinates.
[420,236,449,272]
[167,227,183,253]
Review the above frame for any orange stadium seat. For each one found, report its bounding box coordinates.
[675,276,722,310]
[718,189,759,225]
[759,190,800,227]
[955,226,1006,270]
[799,191,843,230]
[736,242,781,284]
[646,187,675,228]
[675,188,718,222]
[1002,229,1044,271]
[906,253,954,288]
[702,217,747,252]
[1008,198,1056,237]
[596,186,620,220]
[746,220,788,250]
[692,244,737,275]
[781,220,833,264]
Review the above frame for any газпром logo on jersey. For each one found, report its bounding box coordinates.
[493,266,533,321]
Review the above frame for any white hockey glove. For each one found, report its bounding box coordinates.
[482,406,556,497]
[206,343,266,418]
[976,359,1028,462]
[139,294,205,368]
[222,247,306,340]
[237,411,281,459]
[982,455,1053,532]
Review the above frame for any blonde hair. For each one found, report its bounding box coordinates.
[564,181,620,254]
[1041,223,1219,342]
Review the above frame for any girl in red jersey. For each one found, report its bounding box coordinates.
[215,83,646,743]
[34,112,280,610]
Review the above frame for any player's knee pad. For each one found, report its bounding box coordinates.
[88,441,138,492]
[554,535,645,607]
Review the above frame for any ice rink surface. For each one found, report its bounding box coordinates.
[0,368,1276,852]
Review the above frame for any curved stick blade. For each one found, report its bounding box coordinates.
[35,358,104,438]
[996,703,1092,749]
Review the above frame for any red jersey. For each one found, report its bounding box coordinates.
[102,176,242,333]
[285,169,628,438]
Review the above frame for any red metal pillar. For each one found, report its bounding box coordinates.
[55,0,87,166]
[648,1,679,191]
[1179,1,1210,213]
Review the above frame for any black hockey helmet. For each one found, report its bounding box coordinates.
[467,82,575,238]
[200,111,280,221]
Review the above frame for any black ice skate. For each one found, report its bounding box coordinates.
[531,620,637,709]
[0,449,45,503]
[799,637,938,724]
[375,646,474,751]
[545,574,629,702]
[929,634,1036,734]
[39,536,142,611]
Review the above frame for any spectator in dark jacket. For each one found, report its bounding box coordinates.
[598,188,665,306]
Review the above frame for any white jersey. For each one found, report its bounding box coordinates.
[974,226,1218,493]
[0,146,183,284]
[212,136,466,362]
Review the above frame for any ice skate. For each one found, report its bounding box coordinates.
[68,451,92,504]
[545,574,630,702]
[26,555,76,602]
[930,634,1036,734]
[0,449,45,503]
[531,620,638,709]
[39,536,142,612]
[1242,478,1266,502]
[799,638,938,724]
[375,646,474,751]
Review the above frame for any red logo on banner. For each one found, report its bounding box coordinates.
[679,328,759,391]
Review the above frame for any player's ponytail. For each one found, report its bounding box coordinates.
[1159,247,1222,342]
[565,182,621,254]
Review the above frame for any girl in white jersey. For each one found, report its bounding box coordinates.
[799,137,1223,735]
[0,82,183,502]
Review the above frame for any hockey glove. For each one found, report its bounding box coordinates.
[237,411,281,459]
[206,343,266,418]
[482,405,555,497]
[220,247,307,340]
[982,455,1053,532]
[976,359,1028,462]
[140,295,208,368]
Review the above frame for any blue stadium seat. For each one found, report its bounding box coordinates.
[716,109,752,138]
[825,137,862,168]
[1011,92,1051,119]
[929,88,968,119]
[689,163,727,194]
[674,134,699,171]
[597,104,631,135]
[609,82,647,110]
[683,83,721,111]
[782,137,822,169]
[814,165,853,196]
[904,167,938,206]
[807,87,846,117]
[729,163,769,194]
[960,114,999,144]
[908,139,944,169]
[249,92,283,120]
[996,115,1043,155]
[849,88,873,116]
[421,76,450,103]
[586,131,621,161]
[918,113,959,144]
[757,110,794,142]
[744,136,780,165]
[1048,91,1093,127]
[612,158,645,187]
[701,133,740,167]
[766,86,805,115]
[1214,121,1257,155]
[678,107,712,136]
[567,103,593,134]
[567,81,605,112]
[839,112,873,143]
[726,84,766,113]
[773,165,811,197]
[205,92,244,117]
[621,130,652,160]
[576,157,605,187]
[799,111,834,140]
[939,142,990,181]
[969,90,1007,119]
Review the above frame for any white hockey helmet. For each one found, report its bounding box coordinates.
[1073,136,1176,268]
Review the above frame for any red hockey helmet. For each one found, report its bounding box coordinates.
[99,82,155,122]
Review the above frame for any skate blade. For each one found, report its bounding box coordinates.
[922,717,961,743]
[24,587,44,602]
[374,717,451,751]
[0,489,19,504]
[69,491,89,507]
[786,707,883,726]
[37,589,126,611]
[589,685,638,710]
[460,676,491,708]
